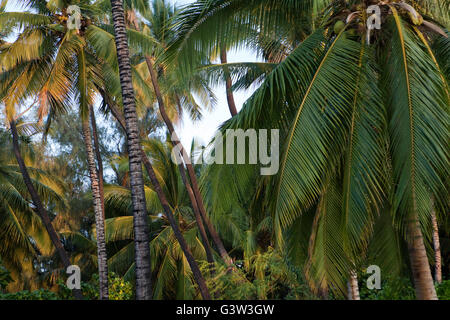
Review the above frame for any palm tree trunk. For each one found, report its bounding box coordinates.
[110,0,212,299]
[144,56,233,267]
[89,105,105,220]
[140,152,211,299]
[9,120,83,300]
[105,90,212,300]
[431,209,442,284]
[128,13,232,268]
[143,57,214,263]
[347,271,360,300]
[407,218,438,299]
[81,118,109,300]
[220,49,238,116]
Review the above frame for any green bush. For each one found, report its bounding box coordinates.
[201,248,315,300]
[58,272,133,300]
[0,259,12,291]
[436,280,450,300]
[360,276,416,300]
[0,272,133,300]
[0,289,59,300]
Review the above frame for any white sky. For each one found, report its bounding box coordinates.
[4,0,260,147]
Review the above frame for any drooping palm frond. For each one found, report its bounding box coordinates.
[304,179,350,297]
[340,43,386,256]
[384,10,449,238]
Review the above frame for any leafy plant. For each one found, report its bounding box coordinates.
[436,280,450,300]
[0,258,12,291]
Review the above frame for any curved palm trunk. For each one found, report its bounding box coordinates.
[140,153,211,299]
[9,120,83,300]
[89,106,105,220]
[81,118,109,300]
[143,57,214,265]
[144,56,233,267]
[177,156,216,269]
[431,209,442,284]
[347,271,360,300]
[105,90,212,300]
[125,18,215,265]
[407,218,438,300]
[220,49,238,117]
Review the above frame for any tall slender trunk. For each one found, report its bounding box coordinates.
[106,92,212,300]
[128,13,232,268]
[110,0,153,300]
[89,106,105,220]
[144,56,233,267]
[407,218,438,300]
[431,209,442,284]
[347,271,360,300]
[220,49,238,117]
[140,152,212,299]
[9,120,83,300]
[81,118,109,300]
[109,0,215,299]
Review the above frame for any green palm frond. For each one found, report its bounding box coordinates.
[304,179,350,298]
[384,9,449,238]
[341,43,385,255]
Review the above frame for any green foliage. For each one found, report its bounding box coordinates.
[0,288,59,300]
[57,273,134,300]
[0,258,12,290]
[436,280,450,300]
[202,248,315,300]
[359,276,416,300]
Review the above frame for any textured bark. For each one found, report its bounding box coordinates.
[407,218,438,299]
[144,56,233,267]
[106,91,212,300]
[81,118,109,300]
[89,106,105,220]
[431,209,442,284]
[220,49,238,117]
[347,271,360,300]
[10,120,83,300]
[110,0,152,300]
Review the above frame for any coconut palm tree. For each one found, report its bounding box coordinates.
[0,122,84,298]
[0,0,112,299]
[103,138,211,299]
[174,0,449,300]
[0,128,61,289]
[125,0,225,269]
[109,0,211,300]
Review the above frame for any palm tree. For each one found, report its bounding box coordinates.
[132,0,233,267]
[110,0,213,300]
[174,0,449,300]
[0,119,84,299]
[0,127,62,290]
[103,138,212,299]
[0,0,112,299]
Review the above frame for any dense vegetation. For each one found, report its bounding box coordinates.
[0,0,448,300]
